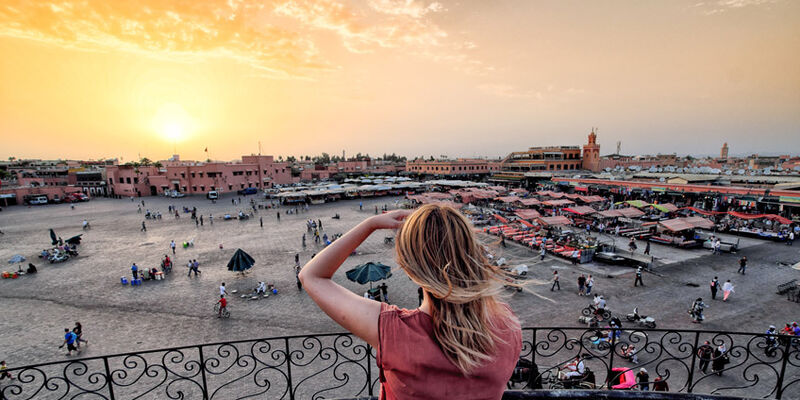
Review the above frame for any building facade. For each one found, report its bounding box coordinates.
[500,146,582,172]
[405,158,500,176]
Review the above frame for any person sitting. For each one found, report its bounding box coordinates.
[562,355,586,380]
[40,249,49,258]
[622,345,639,364]
[150,267,158,277]
[255,281,267,295]
[27,263,37,274]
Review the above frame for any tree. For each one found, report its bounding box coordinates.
[286,156,297,163]
[153,161,163,168]
[139,157,152,166]
[8,157,15,162]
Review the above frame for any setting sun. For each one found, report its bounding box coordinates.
[153,103,192,143]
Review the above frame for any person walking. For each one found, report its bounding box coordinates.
[220,282,227,297]
[577,274,586,296]
[359,201,363,211]
[276,211,280,221]
[200,215,204,226]
[295,265,302,290]
[586,275,594,296]
[170,240,176,255]
[295,253,300,266]
[737,256,747,275]
[131,263,139,280]
[209,215,213,225]
[787,231,794,246]
[59,328,79,356]
[195,217,199,227]
[636,368,650,391]
[691,298,707,323]
[551,271,560,291]
[72,322,88,349]
[644,241,650,255]
[710,276,719,300]
[379,282,389,303]
[260,216,263,228]
[628,238,638,253]
[634,266,644,287]
[0,360,13,381]
[141,221,147,232]
[712,344,728,376]
[697,341,713,373]
[722,280,734,301]
[539,246,546,261]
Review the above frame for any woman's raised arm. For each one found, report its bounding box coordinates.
[298,210,412,347]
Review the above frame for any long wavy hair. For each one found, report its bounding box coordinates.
[395,204,519,375]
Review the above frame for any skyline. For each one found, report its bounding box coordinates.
[1,0,799,161]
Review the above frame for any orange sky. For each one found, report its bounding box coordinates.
[1,0,798,161]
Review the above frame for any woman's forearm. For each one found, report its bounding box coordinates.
[299,219,375,281]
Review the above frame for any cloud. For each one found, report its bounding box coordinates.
[0,0,476,79]
[694,0,780,15]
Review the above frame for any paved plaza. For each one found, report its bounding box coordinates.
[0,194,799,368]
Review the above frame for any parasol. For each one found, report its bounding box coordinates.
[345,262,392,289]
[227,249,255,273]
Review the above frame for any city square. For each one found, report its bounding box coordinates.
[1,193,798,370]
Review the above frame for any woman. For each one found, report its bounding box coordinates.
[722,280,734,302]
[712,344,728,376]
[300,205,522,399]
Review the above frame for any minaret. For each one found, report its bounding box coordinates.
[582,128,601,172]
[720,143,729,159]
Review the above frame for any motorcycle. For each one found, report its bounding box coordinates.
[582,304,611,321]
[626,307,657,328]
[48,252,70,264]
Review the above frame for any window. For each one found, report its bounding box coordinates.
[126,177,131,184]
[199,172,204,178]
[200,185,205,191]
[133,177,139,184]
[181,173,186,178]
[191,172,195,178]
[192,186,197,192]
[182,186,187,192]
[240,184,245,189]
[228,185,233,190]
[109,178,113,185]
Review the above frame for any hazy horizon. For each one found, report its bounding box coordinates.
[1,0,798,161]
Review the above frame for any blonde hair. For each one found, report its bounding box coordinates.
[396,204,519,375]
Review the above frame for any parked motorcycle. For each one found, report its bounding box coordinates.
[625,307,656,328]
[582,304,611,321]
[48,252,70,264]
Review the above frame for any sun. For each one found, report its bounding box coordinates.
[153,103,192,142]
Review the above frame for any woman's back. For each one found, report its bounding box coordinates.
[377,303,521,400]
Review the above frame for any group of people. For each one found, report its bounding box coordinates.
[364,282,390,303]
[58,322,88,356]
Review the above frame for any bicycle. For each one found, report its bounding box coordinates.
[214,303,230,318]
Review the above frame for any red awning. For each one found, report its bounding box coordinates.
[562,206,597,215]
[578,195,605,203]
[617,207,645,218]
[519,219,535,228]
[494,196,519,203]
[493,214,509,224]
[543,199,575,207]
[518,198,541,206]
[598,209,624,218]
[574,186,589,192]
[683,216,714,230]
[659,218,694,232]
[728,211,792,225]
[538,216,573,226]
[515,209,541,220]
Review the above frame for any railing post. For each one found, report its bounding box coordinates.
[530,328,536,365]
[776,337,792,399]
[102,356,115,400]
[285,338,294,400]
[198,345,209,400]
[687,331,700,393]
[606,329,616,390]
[366,344,373,397]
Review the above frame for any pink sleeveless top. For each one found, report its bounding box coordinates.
[376,302,521,400]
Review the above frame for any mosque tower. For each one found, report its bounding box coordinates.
[582,128,601,172]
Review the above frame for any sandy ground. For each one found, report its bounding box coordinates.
[1,194,799,368]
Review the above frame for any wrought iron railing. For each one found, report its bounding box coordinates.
[2,327,798,399]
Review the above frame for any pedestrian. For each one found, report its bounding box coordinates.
[375,205,378,214]
[379,282,389,303]
[131,263,138,280]
[141,221,147,232]
[195,218,199,227]
[200,215,204,226]
[722,280,734,301]
[691,298,707,323]
[697,341,713,373]
[636,368,649,391]
[209,215,213,225]
[295,253,300,266]
[577,274,586,296]
[500,234,506,248]
[302,234,306,247]
[540,246,546,261]
[295,265,302,290]
[737,256,747,275]
[652,377,668,392]
[586,275,594,295]
[170,240,176,254]
[59,328,78,356]
[710,276,719,300]
[644,241,650,255]
[551,271,560,291]
[277,211,280,221]
[788,231,795,246]
[628,238,637,253]
[188,260,196,277]
[318,220,322,230]
[0,360,13,381]
[359,201,363,211]
[260,217,263,228]
[634,266,644,287]
[220,282,227,296]
[712,344,728,376]
[73,322,88,349]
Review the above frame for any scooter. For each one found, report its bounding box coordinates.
[626,307,657,328]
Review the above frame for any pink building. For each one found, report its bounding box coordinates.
[106,155,292,197]
[406,158,500,176]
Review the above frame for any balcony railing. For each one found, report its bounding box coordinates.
[2,327,798,399]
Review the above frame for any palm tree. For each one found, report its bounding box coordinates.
[139,157,152,166]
